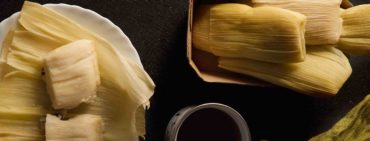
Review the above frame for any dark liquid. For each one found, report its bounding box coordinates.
[177,109,242,141]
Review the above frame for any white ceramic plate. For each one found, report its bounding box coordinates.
[0,3,143,67]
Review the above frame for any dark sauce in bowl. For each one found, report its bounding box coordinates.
[177,108,242,141]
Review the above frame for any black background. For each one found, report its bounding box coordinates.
[1,0,369,140]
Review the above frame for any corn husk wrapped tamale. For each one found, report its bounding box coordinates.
[219,46,352,96]
[193,3,307,63]
[43,40,100,110]
[310,94,370,141]
[252,0,342,45]
[338,4,370,55]
[0,1,155,141]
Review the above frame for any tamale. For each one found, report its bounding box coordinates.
[44,40,100,110]
[252,0,342,45]
[219,46,352,96]
[339,4,370,55]
[193,3,306,63]
[17,1,154,140]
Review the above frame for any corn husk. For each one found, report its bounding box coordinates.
[11,31,63,57]
[1,30,14,62]
[0,30,15,78]
[219,46,352,96]
[45,114,104,141]
[6,30,63,76]
[252,0,342,45]
[6,50,43,76]
[193,4,306,63]
[338,4,370,55]
[0,71,52,141]
[310,94,370,141]
[0,71,51,110]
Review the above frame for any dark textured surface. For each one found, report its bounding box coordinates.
[1,0,369,140]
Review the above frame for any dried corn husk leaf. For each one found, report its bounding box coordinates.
[0,106,46,140]
[0,71,52,141]
[219,46,352,96]
[252,0,342,45]
[5,30,62,76]
[65,78,144,140]
[0,118,45,141]
[0,30,15,79]
[0,61,9,79]
[11,31,63,57]
[310,94,370,141]
[1,29,14,62]
[0,31,13,81]
[6,50,43,76]
[135,106,146,137]
[0,71,51,107]
[193,4,306,63]
[45,114,104,141]
[339,4,370,55]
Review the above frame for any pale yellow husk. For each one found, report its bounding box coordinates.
[44,40,100,110]
[310,94,370,141]
[252,0,342,45]
[0,71,51,141]
[45,114,104,141]
[6,30,62,76]
[0,30,16,79]
[338,4,370,55]
[193,3,306,63]
[219,46,352,96]
[0,1,155,141]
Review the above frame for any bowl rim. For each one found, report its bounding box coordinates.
[166,103,252,141]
